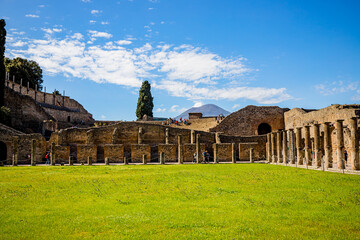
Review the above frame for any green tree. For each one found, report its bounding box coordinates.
[136,80,154,120]
[5,57,43,90]
[0,19,6,107]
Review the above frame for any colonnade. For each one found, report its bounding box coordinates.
[266,118,360,170]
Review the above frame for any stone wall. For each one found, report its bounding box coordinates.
[213,143,232,162]
[54,145,70,163]
[103,144,124,163]
[158,144,177,162]
[239,143,260,161]
[210,105,288,136]
[77,145,97,163]
[183,143,206,162]
[131,144,151,163]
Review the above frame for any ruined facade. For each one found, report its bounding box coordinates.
[210,105,288,136]
[3,76,95,135]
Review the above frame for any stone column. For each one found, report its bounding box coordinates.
[323,122,332,169]
[266,133,271,163]
[191,130,195,144]
[350,117,359,170]
[142,155,147,165]
[50,142,55,166]
[88,156,92,165]
[112,128,118,144]
[282,130,288,164]
[296,127,303,165]
[52,92,56,105]
[288,129,295,164]
[231,143,236,163]
[138,127,143,144]
[27,81,29,94]
[69,156,74,166]
[12,137,19,166]
[31,139,36,166]
[313,123,322,167]
[124,157,128,165]
[249,148,254,163]
[271,132,276,163]
[196,134,201,163]
[215,133,221,143]
[276,131,282,163]
[335,120,345,169]
[304,126,311,166]
[178,135,183,164]
[105,157,109,165]
[12,75,15,90]
[165,128,169,144]
[160,152,165,164]
[213,144,218,163]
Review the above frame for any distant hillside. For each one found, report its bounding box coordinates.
[175,104,230,120]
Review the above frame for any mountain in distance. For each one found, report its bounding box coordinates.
[175,104,231,120]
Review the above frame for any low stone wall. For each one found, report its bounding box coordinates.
[183,143,206,162]
[103,144,124,163]
[77,145,97,163]
[158,144,177,162]
[54,145,70,163]
[239,143,259,161]
[213,143,232,162]
[131,144,151,163]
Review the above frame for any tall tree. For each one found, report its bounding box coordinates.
[5,57,43,90]
[0,19,6,107]
[136,80,154,120]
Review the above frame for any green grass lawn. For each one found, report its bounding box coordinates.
[0,164,359,239]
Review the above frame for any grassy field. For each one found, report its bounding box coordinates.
[0,164,359,239]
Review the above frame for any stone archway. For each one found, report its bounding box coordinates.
[0,141,7,164]
[258,123,272,135]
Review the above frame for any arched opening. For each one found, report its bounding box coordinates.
[258,123,272,135]
[67,116,71,122]
[0,141,7,164]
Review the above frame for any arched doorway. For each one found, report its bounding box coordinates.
[258,123,272,135]
[0,141,7,164]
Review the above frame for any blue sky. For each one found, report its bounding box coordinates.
[1,0,360,120]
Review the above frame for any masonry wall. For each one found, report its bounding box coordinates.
[210,105,287,136]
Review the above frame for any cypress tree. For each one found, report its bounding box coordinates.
[0,19,6,107]
[136,80,154,120]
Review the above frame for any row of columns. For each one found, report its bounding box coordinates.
[266,118,360,170]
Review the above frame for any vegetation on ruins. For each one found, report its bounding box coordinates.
[52,89,61,95]
[136,80,154,120]
[0,164,359,239]
[0,19,6,107]
[4,57,43,91]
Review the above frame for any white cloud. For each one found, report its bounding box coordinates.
[53,28,62,33]
[100,115,106,119]
[91,10,100,15]
[89,20,96,24]
[38,5,45,7]
[315,81,359,96]
[115,40,132,45]
[88,30,112,38]
[193,101,203,107]
[101,21,109,25]
[82,0,91,2]
[7,32,292,104]
[155,107,166,112]
[169,105,187,113]
[25,14,40,18]
[232,104,241,109]
[11,41,26,47]
[148,8,154,10]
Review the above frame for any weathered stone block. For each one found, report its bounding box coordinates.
[54,145,70,163]
[239,143,258,161]
[103,144,124,163]
[158,144,177,162]
[131,144,151,163]
[213,143,232,162]
[77,145,97,163]
[183,143,205,162]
